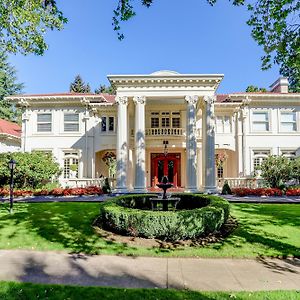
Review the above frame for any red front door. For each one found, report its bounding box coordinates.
[151,153,181,187]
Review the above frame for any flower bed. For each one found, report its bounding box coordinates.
[286,188,300,196]
[232,187,283,197]
[0,186,103,198]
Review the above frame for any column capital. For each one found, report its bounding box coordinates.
[115,96,128,105]
[185,95,198,105]
[203,95,216,105]
[133,96,146,105]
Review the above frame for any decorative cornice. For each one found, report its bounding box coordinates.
[115,96,128,105]
[185,95,198,106]
[133,96,146,105]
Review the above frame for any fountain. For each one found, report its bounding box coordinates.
[150,176,180,211]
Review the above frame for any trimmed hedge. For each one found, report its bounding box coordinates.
[98,194,230,241]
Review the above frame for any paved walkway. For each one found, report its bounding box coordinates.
[223,195,300,204]
[0,250,299,291]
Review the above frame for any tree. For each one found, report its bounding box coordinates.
[112,0,300,92]
[69,75,91,93]
[95,83,116,95]
[0,0,67,55]
[259,155,293,188]
[246,85,267,92]
[0,49,23,122]
[0,151,61,189]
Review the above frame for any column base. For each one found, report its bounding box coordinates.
[202,186,218,194]
[133,187,147,193]
[184,187,199,193]
[114,187,129,194]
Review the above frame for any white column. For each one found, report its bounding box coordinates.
[116,96,129,192]
[185,95,198,192]
[133,96,146,192]
[202,95,217,193]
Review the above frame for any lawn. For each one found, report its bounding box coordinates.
[0,281,299,300]
[0,201,299,257]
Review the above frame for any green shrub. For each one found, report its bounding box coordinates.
[98,194,230,241]
[221,181,232,195]
[101,178,111,194]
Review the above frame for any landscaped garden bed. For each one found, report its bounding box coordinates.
[0,186,103,198]
[231,187,300,197]
[97,194,230,241]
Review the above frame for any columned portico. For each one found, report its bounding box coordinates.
[185,95,198,192]
[116,96,129,192]
[133,96,147,192]
[202,95,217,193]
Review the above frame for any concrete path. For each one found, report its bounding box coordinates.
[0,250,299,291]
[223,195,300,204]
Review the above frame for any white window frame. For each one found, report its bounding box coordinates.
[63,151,79,179]
[251,110,270,132]
[215,115,232,134]
[252,150,270,172]
[63,112,80,132]
[37,112,52,133]
[150,111,181,129]
[280,149,296,160]
[101,115,115,133]
[280,110,297,133]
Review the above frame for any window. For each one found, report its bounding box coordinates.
[281,150,296,160]
[253,150,270,170]
[151,114,159,128]
[280,111,296,132]
[101,116,114,132]
[217,165,224,179]
[63,152,79,179]
[161,112,170,127]
[216,116,231,133]
[252,111,269,132]
[64,113,79,132]
[101,117,107,132]
[172,112,180,128]
[37,113,52,132]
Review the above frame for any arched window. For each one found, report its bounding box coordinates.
[63,152,79,178]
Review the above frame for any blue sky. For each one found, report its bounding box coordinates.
[9,0,279,94]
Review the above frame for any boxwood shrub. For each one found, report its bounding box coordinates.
[98,194,230,241]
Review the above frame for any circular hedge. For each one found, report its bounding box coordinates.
[98,194,230,241]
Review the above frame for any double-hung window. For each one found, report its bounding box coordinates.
[252,111,269,132]
[37,113,52,132]
[64,113,79,132]
[101,116,114,132]
[216,116,231,133]
[280,111,296,132]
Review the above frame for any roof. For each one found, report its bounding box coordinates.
[7,93,116,104]
[0,119,21,138]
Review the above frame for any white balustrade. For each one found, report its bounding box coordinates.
[65,178,116,188]
[217,178,265,189]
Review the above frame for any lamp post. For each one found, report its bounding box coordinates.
[8,159,16,214]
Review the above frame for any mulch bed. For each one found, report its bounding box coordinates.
[93,216,238,250]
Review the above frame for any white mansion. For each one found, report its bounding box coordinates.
[7,71,300,192]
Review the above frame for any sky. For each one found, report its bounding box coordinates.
[8,0,280,94]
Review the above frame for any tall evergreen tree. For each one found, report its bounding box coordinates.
[95,83,116,95]
[69,75,90,93]
[0,49,23,122]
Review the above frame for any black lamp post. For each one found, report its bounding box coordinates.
[8,159,16,214]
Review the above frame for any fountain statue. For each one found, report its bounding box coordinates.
[150,176,180,211]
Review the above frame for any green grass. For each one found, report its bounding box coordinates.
[0,281,299,300]
[0,202,299,257]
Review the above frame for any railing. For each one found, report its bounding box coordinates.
[217,177,265,189]
[65,178,116,189]
[145,127,185,136]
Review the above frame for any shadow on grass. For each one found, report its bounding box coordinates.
[0,202,138,255]
[210,204,300,257]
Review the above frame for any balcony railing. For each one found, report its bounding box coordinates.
[145,127,185,136]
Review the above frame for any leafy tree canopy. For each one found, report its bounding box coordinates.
[0,49,23,122]
[245,85,267,92]
[0,0,67,55]
[0,151,61,189]
[69,75,91,93]
[95,83,116,95]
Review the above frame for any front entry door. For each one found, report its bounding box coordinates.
[151,153,181,187]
